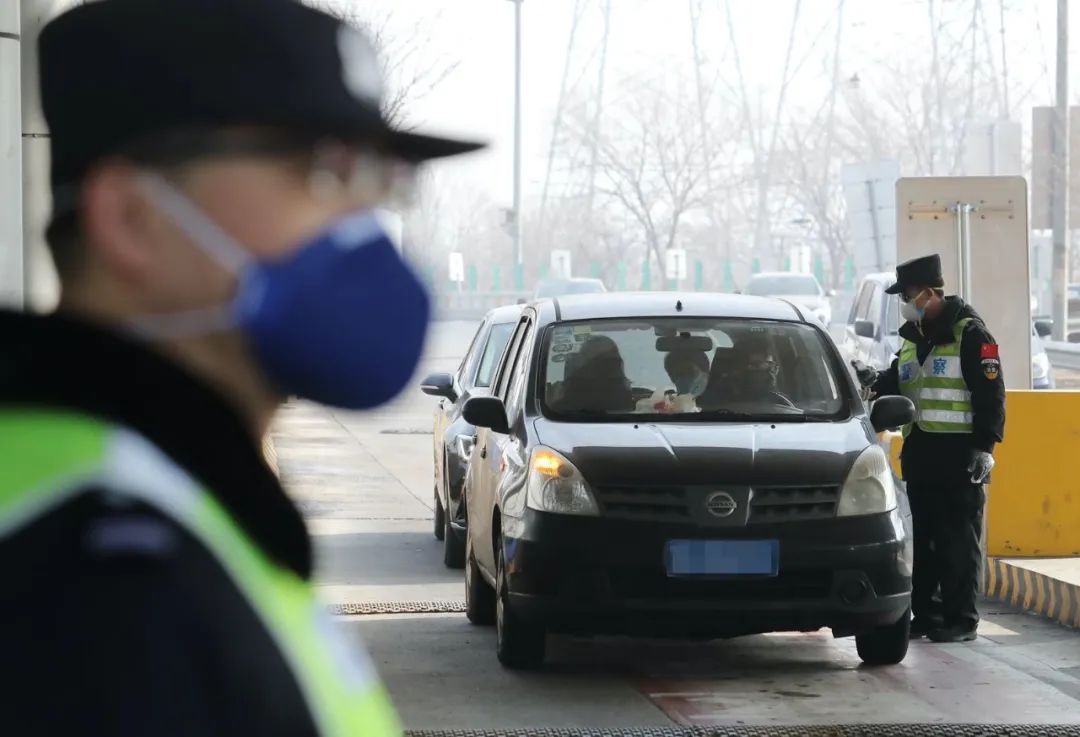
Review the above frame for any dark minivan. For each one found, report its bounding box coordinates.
[461,293,915,669]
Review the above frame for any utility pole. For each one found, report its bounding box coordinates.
[1051,0,1069,341]
[509,0,524,272]
[0,3,23,309]
[585,0,611,216]
[538,0,585,231]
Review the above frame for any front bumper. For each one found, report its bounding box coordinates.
[503,510,911,638]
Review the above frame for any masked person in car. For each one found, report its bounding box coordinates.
[851,254,1005,644]
[0,1,484,734]
[646,349,709,413]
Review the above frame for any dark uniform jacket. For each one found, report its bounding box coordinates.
[871,297,1006,485]
[0,310,323,736]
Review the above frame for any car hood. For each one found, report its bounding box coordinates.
[533,418,871,488]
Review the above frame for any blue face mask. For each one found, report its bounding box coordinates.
[136,174,429,410]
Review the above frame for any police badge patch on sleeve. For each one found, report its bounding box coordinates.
[980,343,1000,380]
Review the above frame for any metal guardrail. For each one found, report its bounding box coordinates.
[1044,340,1080,371]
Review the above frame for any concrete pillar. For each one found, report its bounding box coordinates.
[22,0,63,311]
[0,2,23,309]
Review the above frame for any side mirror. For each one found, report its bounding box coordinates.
[869,396,915,433]
[734,289,742,295]
[1035,319,1052,338]
[854,319,876,339]
[462,396,510,434]
[420,372,457,402]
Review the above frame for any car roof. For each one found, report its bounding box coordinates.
[532,292,806,324]
[485,304,524,323]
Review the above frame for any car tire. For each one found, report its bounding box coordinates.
[855,609,911,666]
[465,531,495,626]
[433,488,445,542]
[495,544,546,670]
[442,507,465,569]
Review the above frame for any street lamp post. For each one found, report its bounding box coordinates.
[508,0,523,277]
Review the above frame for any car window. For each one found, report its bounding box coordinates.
[865,283,883,326]
[473,322,515,388]
[541,318,845,422]
[747,275,821,296]
[885,294,900,335]
[849,282,871,324]
[503,323,535,417]
[492,318,528,399]
[456,319,487,384]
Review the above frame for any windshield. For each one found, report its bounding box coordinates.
[747,275,821,297]
[541,318,845,422]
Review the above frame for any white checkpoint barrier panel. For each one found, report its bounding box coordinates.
[896,176,1031,390]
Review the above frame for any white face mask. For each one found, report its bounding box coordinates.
[900,290,930,322]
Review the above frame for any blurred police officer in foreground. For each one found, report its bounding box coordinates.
[852,255,1005,643]
[0,0,481,733]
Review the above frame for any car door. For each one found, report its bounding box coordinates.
[859,281,883,366]
[469,317,529,575]
[435,318,488,495]
[844,282,872,362]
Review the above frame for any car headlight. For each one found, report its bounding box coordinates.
[837,445,897,517]
[1032,352,1050,381]
[526,447,599,516]
[456,434,475,459]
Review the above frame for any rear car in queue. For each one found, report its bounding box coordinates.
[461,293,916,669]
[420,305,520,567]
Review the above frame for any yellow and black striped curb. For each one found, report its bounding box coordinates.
[987,558,1080,630]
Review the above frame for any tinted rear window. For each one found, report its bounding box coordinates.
[475,322,515,388]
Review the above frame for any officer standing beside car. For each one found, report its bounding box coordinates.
[0,0,482,734]
[852,255,1005,643]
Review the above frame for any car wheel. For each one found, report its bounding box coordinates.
[855,609,911,666]
[495,544,546,669]
[465,531,495,626]
[442,500,466,569]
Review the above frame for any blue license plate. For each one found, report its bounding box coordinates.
[664,539,779,576]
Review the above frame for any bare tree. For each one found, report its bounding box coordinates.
[306,1,460,128]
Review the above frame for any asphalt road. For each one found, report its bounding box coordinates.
[270,321,1080,733]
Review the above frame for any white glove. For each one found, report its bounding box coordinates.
[851,360,878,388]
[969,452,995,484]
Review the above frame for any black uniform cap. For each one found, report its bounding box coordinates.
[885,254,945,295]
[38,0,484,194]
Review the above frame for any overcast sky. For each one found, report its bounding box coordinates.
[331,0,1075,213]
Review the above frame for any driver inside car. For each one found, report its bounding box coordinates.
[734,334,782,401]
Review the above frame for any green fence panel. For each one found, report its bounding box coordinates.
[590,261,601,278]
[466,264,478,292]
[844,257,855,290]
[813,254,825,284]
[492,264,501,292]
[723,260,735,292]
[514,264,525,291]
[752,257,761,274]
[642,260,652,290]
[616,262,627,291]
[694,260,704,291]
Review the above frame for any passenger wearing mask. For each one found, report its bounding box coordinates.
[645,349,710,413]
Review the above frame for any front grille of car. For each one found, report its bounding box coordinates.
[593,485,690,522]
[749,486,839,523]
[593,485,839,524]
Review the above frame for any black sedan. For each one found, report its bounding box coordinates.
[420,305,520,567]
[461,293,916,669]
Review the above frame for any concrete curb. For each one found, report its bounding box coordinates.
[987,557,1080,629]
